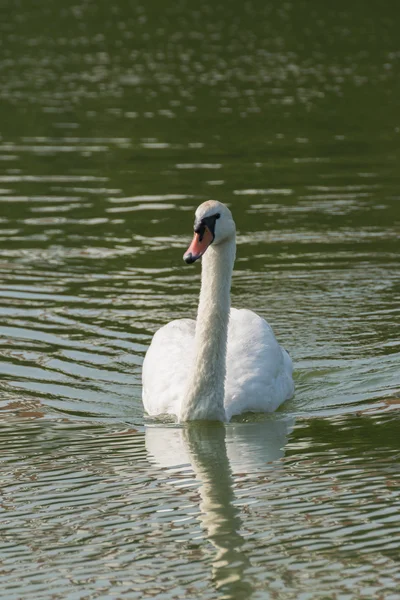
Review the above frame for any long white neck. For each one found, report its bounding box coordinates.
[180,235,236,421]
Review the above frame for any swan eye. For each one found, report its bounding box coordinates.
[194,221,206,240]
[194,213,220,241]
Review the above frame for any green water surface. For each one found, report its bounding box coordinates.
[0,1,399,598]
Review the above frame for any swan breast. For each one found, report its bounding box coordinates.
[142,318,195,417]
[225,308,294,419]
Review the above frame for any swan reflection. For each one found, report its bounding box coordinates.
[146,416,294,598]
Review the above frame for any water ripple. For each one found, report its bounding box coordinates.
[0,1,399,596]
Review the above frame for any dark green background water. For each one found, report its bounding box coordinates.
[0,1,399,598]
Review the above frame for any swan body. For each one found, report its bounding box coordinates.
[143,309,293,421]
[142,200,294,422]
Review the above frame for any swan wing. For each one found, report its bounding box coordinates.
[142,318,195,417]
[225,308,294,419]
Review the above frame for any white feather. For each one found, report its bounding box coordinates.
[142,308,294,421]
[142,200,294,422]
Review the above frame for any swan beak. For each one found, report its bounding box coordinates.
[183,226,214,264]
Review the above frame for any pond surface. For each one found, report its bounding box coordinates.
[0,1,399,598]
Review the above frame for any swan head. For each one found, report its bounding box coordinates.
[183,201,235,264]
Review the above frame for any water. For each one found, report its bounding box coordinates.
[0,1,399,597]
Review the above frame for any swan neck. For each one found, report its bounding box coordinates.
[180,237,236,421]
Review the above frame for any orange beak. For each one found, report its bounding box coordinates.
[183,226,214,264]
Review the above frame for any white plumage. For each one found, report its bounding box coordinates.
[142,201,294,422]
[143,308,293,421]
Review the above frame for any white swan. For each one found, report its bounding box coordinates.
[142,200,294,422]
